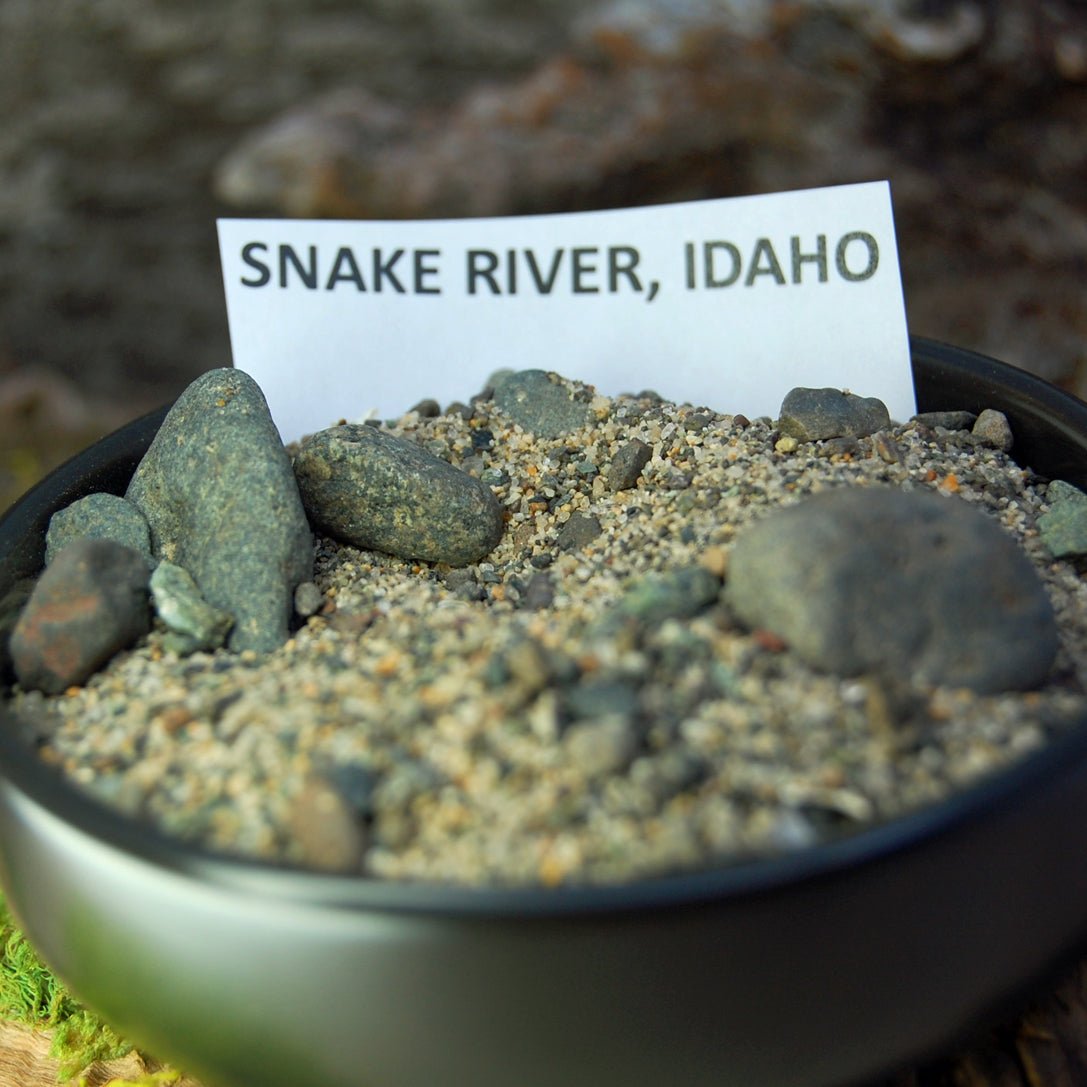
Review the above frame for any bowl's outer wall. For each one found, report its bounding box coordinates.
[2,340,1087,1087]
[5,743,1087,1087]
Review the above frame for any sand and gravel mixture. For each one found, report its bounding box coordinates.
[9,377,1087,887]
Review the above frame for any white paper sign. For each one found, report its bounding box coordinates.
[218,181,913,441]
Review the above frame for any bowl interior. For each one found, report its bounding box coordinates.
[2,336,1087,917]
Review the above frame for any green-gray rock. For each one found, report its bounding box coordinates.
[125,368,313,653]
[45,492,152,566]
[293,424,504,566]
[614,566,722,625]
[1038,481,1087,558]
[778,387,891,441]
[150,561,234,655]
[492,370,595,438]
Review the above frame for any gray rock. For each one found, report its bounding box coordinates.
[150,561,234,655]
[293,580,324,618]
[912,411,977,432]
[294,424,504,566]
[1038,481,1087,558]
[492,370,595,438]
[45,492,152,566]
[409,398,441,418]
[614,566,722,625]
[557,512,603,552]
[566,677,641,721]
[126,368,313,654]
[10,539,151,694]
[778,387,891,442]
[445,401,473,422]
[726,486,1058,694]
[606,438,653,490]
[521,571,556,610]
[971,408,1014,451]
[563,715,640,777]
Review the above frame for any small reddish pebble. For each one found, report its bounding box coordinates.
[753,628,788,652]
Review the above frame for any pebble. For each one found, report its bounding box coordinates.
[149,561,234,655]
[1038,481,1087,558]
[972,408,1014,451]
[10,539,151,695]
[45,492,152,567]
[293,423,504,566]
[491,369,596,438]
[565,677,641,721]
[606,438,653,490]
[521,572,556,610]
[726,486,1059,694]
[778,387,891,441]
[293,581,324,618]
[610,566,722,626]
[287,775,368,873]
[125,368,312,653]
[913,410,977,431]
[557,512,603,552]
[563,716,640,777]
[409,398,441,418]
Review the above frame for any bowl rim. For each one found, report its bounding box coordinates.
[2,335,1086,919]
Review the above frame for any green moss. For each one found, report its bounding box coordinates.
[0,892,134,1080]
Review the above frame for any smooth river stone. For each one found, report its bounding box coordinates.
[293,423,504,566]
[778,387,891,441]
[726,485,1059,694]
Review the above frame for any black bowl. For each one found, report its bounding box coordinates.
[1,338,1086,1087]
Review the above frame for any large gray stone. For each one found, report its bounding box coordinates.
[293,424,504,566]
[126,368,313,653]
[726,486,1058,694]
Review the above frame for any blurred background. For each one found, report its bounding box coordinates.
[0,0,1084,513]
